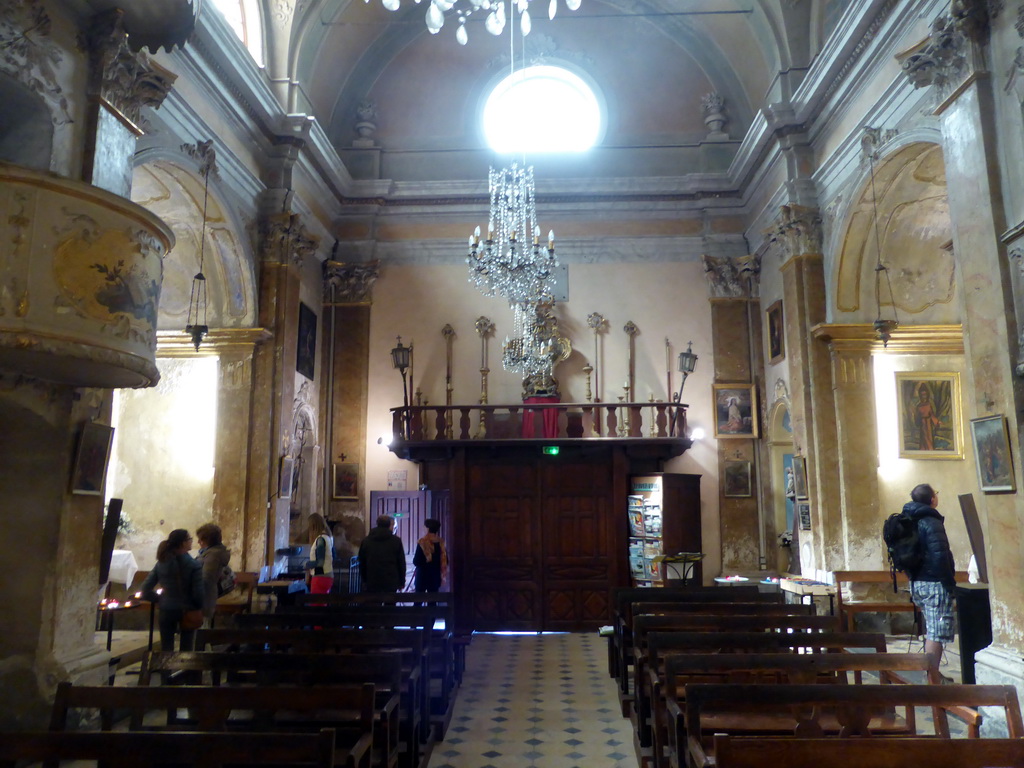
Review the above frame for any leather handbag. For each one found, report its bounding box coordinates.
[180,608,204,630]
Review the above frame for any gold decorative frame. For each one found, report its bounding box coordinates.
[766,300,784,364]
[895,372,963,459]
[970,415,1016,493]
[713,383,759,438]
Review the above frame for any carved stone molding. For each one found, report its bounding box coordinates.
[0,0,72,125]
[81,10,177,129]
[701,253,761,298]
[861,127,900,159]
[766,204,823,261]
[323,260,380,304]
[260,213,319,266]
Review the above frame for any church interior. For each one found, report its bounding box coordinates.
[6,0,1024,752]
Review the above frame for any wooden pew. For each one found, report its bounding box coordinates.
[211,570,257,627]
[0,729,338,768]
[248,604,456,739]
[630,612,840,745]
[49,681,374,768]
[832,570,968,632]
[610,586,773,691]
[658,652,937,768]
[139,651,406,768]
[712,735,1024,768]
[683,683,1023,768]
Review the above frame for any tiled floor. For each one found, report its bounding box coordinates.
[431,632,636,768]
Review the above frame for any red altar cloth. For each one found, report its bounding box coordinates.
[522,395,560,438]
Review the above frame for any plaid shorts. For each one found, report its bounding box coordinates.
[910,581,956,643]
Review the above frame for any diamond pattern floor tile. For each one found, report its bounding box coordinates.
[427,633,636,767]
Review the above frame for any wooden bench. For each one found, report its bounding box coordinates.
[832,570,968,633]
[658,652,938,768]
[712,735,1024,768]
[0,729,338,768]
[683,683,1023,768]
[630,612,840,740]
[610,586,773,690]
[49,681,374,768]
[139,651,406,768]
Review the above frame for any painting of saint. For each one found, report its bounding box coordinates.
[895,372,962,459]
[713,384,758,438]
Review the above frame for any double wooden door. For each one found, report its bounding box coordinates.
[457,450,625,631]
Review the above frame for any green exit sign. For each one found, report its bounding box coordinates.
[542,446,560,455]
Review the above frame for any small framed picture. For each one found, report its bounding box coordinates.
[766,300,784,364]
[796,500,812,531]
[970,415,1016,493]
[333,462,359,500]
[71,422,114,495]
[895,372,963,459]
[279,456,295,499]
[792,455,808,499]
[723,460,753,498]
[713,383,759,438]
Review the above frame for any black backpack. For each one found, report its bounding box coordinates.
[882,511,923,592]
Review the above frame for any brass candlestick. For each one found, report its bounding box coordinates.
[587,312,607,402]
[475,316,494,405]
[442,324,455,438]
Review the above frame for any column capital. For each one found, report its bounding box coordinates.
[701,253,761,298]
[260,213,319,265]
[766,204,822,262]
[81,9,177,130]
[897,0,998,110]
[323,260,380,304]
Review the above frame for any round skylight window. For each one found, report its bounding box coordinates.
[483,65,602,154]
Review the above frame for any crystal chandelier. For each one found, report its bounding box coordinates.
[501,301,556,377]
[369,0,582,45]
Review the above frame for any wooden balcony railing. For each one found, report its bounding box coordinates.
[390,401,688,443]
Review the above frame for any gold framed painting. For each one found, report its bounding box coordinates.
[766,300,784,364]
[895,372,963,459]
[713,383,759,438]
[970,415,1016,493]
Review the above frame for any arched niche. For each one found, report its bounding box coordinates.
[131,160,257,331]
[833,142,958,325]
[0,73,53,172]
[765,396,795,573]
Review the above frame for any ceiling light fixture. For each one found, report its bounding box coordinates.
[369,0,582,45]
[863,129,900,347]
[182,139,218,352]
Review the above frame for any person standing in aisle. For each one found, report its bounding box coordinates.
[306,513,335,595]
[413,518,448,593]
[359,515,406,592]
[195,522,232,625]
[140,529,204,651]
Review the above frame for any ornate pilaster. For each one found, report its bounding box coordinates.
[897,0,998,111]
[261,213,320,266]
[767,204,823,262]
[323,261,380,304]
[80,9,176,196]
[701,253,761,299]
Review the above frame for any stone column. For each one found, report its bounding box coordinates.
[322,261,379,543]
[899,2,1024,730]
[769,205,841,577]
[246,214,319,568]
[80,9,176,196]
[702,253,764,572]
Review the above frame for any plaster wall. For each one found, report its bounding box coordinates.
[365,259,722,575]
[108,358,218,569]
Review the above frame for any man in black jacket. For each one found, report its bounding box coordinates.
[358,515,407,592]
[903,483,956,660]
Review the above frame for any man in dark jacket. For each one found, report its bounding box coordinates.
[358,515,407,592]
[903,483,956,661]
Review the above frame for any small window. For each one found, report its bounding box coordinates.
[483,65,601,154]
[209,0,265,68]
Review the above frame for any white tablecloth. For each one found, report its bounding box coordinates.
[108,549,139,587]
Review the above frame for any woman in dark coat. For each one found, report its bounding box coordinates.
[413,518,448,593]
[141,528,204,651]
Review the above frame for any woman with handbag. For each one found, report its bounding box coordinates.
[306,513,334,595]
[141,528,204,651]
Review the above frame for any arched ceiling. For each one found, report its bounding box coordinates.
[279,0,830,184]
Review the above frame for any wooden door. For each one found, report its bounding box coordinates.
[461,450,620,631]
